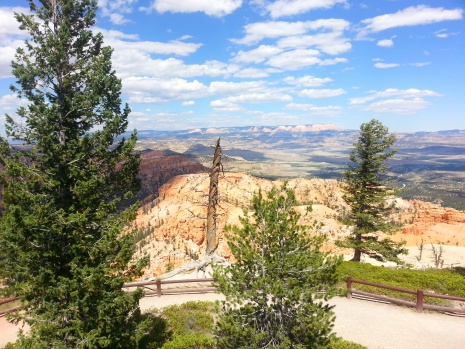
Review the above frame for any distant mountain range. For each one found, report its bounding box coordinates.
[134,124,465,210]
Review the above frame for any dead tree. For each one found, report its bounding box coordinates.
[205,138,221,256]
[154,138,227,280]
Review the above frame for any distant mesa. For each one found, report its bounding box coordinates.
[180,124,342,135]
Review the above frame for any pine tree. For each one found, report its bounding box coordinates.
[338,119,406,262]
[0,1,154,347]
[213,185,340,349]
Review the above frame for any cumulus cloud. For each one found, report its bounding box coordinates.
[211,91,293,112]
[377,39,393,47]
[284,103,342,115]
[365,98,431,114]
[122,77,209,103]
[359,6,463,36]
[232,19,350,46]
[145,0,242,17]
[261,0,347,18]
[350,88,441,105]
[233,45,283,64]
[283,75,333,87]
[349,88,441,114]
[267,49,346,70]
[299,88,346,98]
[0,7,31,79]
[209,81,268,95]
[0,93,28,110]
[182,101,195,106]
[277,31,351,55]
[98,0,137,25]
[374,62,399,69]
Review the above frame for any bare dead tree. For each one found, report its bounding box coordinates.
[153,138,228,280]
[205,138,221,256]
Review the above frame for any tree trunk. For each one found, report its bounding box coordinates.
[205,138,221,256]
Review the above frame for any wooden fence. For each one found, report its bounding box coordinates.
[0,296,20,317]
[3,277,464,316]
[123,278,216,297]
[346,276,465,315]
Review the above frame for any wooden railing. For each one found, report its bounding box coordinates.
[0,278,216,317]
[0,296,20,317]
[123,278,215,297]
[3,277,464,316]
[346,276,465,315]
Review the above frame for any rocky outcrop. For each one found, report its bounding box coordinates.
[132,172,465,276]
[137,150,207,204]
[398,200,465,246]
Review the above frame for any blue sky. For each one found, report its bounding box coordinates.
[0,1,464,133]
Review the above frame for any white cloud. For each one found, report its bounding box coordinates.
[266,49,346,70]
[349,88,441,105]
[410,62,430,67]
[277,31,351,55]
[434,29,458,39]
[232,19,350,45]
[211,92,293,111]
[374,62,399,69]
[263,0,347,18]
[182,101,195,106]
[0,93,28,110]
[99,28,203,56]
[283,75,333,87]
[359,6,463,35]
[366,98,431,114]
[299,88,346,98]
[285,103,342,115]
[0,7,31,79]
[233,45,283,64]
[147,0,242,17]
[122,77,209,103]
[98,0,137,25]
[0,7,30,39]
[233,67,271,78]
[377,39,393,47]
[209,81,268,96]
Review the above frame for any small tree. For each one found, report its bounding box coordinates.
[0,1,155,348]
[338,119,406,262]
[213,185,340,349]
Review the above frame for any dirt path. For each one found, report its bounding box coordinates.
[2,293,464,349]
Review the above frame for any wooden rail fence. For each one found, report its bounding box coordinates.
[3,277,464,316]
[346,276,465,315]
[0,297,20,317]
[122,277,215,297]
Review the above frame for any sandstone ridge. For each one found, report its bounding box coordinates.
[132,172,465,277]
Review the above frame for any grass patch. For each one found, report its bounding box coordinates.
[337,261,465,306]
[145,301,365,349]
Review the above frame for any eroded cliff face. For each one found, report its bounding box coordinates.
[129,172,465,277]
[398,200,465,246]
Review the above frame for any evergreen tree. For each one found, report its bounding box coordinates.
[213,185,340,349]
[0,1,154,347]
[338,119,406,262]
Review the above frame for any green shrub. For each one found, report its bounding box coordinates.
[338,261,465,306]
[160,301,217,336]
[161,333,215,349]
[329,337,368,349]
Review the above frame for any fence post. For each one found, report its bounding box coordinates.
[416,289,424,312]
[156,279,162,297]
[346,276,353,299]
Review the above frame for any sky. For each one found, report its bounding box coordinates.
[0,0,464,133]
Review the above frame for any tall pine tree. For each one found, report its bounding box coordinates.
[338,119,406,262]
[214,185,340,349]
[0,1,153,347]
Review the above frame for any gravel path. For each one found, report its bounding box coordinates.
[2,293,464,348]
